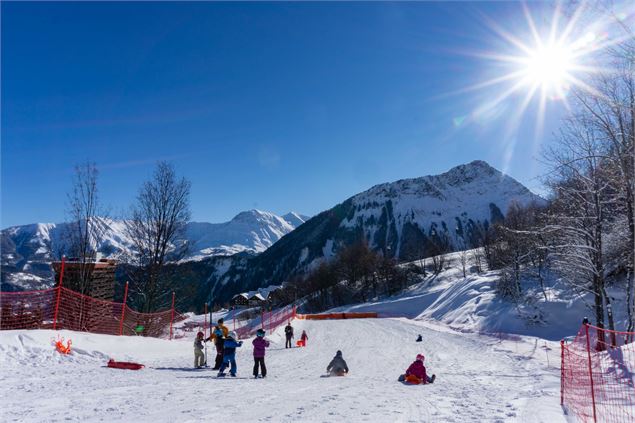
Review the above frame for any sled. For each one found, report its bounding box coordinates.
[296,340,305,347]
[404,374,422,384]
[107,359,144,370]
[54,337,72,355]
[398,374,435,384]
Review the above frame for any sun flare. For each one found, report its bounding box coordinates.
[521,42,574,94]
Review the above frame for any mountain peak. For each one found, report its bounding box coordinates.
[282,212,309,227]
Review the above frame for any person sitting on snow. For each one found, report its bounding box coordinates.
[399,354,435,384]
[252,328,270,378]
[194,331,206,368]
[326,350,349,376]
[218,331,243,377]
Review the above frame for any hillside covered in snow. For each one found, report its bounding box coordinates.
[205,161,545,303]
[1,210,307,291]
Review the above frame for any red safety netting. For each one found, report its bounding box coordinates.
[561,323,635,423]
[0,287,185,339]
[235,305,296,339]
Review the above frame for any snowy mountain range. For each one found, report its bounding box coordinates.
[203,160,545,303]
[2,160,544,303]
[1,210,308,291]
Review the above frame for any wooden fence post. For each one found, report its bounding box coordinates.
[169,292,176,340]
[52,256,65,330]
[119,282,129,336]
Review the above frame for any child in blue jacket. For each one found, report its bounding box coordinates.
[218,331,243,377]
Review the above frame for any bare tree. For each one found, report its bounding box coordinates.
[61,161,107,295]
[124,162,191,312]
[542,112,617,346]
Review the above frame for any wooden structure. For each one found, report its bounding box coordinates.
[51,258,117,301]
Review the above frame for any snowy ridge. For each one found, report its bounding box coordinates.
[1,210,307,291]
[207,161,546,303]
[342,160,543,257]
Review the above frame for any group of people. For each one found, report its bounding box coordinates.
[194,320,435,384]
[284,322,308,348]
[194,319,308,378]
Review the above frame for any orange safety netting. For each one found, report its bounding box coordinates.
[234,305,296,340]
[561,323,635,423]
[0,287,185,339]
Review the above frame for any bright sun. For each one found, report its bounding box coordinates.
[522,43,574,93]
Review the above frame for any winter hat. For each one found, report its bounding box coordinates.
[197,331,204,338]
[416,354,425,362]
[218,318,224,324]
[336,350,342,357]
[256,329,265,337]
[228,331,237,339]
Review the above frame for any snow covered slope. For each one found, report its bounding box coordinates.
[1,210,306,291]
[0,319,565,422]
[327,250,631,341]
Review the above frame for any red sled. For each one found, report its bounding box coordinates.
[107,359,144,370]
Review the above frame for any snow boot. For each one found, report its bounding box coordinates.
[429,374,436,384]
[217,372,226,377]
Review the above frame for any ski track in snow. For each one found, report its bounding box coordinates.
[0,319,565,423]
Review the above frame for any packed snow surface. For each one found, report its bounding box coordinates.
[1,318,565,422]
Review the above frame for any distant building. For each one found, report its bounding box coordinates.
[230,285,283,309]
[51,258,117,301]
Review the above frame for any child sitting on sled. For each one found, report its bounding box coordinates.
[399,354,436,384]
[326,350,349,376]
[218,331,243,377]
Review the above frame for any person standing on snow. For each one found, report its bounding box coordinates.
[326,350,349,376]
[284,322,294,348]
[252,328,270,378]
[210,318,229,370]
[218,331,242,377]
[399,354,436,384]
[299,330,308,347]
[194,331,206,368]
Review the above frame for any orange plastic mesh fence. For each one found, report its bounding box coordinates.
[561,324,635,423]
[0,287,184,339]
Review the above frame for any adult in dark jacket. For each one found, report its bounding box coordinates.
[252,328,270,378]
[284,323,294,348]
[210,318,229,370]
[326,350,349,376]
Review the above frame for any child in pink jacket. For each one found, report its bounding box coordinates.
[400,354,436,384]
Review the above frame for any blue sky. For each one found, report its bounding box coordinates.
[2,1,568,228]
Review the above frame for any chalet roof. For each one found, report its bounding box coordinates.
[231,285,282,301]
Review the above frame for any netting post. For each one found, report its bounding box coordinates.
[169,292,175,340]
[560,340,564,406]
[119,282,129,336]
[584,323,598,423]
[233,306,236,331]
[261,309,265,330]
[52,256,65,330]
[204,303,208,338]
